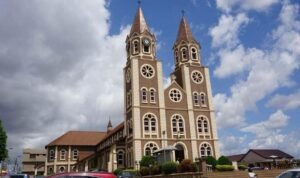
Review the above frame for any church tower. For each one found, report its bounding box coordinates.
[123,5,167,167]
[168,14,220,160]
[123,6,220,167]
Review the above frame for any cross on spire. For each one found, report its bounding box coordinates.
[181,10,185,17]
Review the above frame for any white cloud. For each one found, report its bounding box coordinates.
[241,110,289,137]
[266,91,300,110]
[212,1,300,128]
[209,13,250,49]
[0,0,130,159]
[216,0,279,13]
[219,135,248,155]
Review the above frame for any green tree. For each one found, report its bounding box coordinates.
[217,155,232,165]
[139,155,156,167]
[206,156,217,169]
[0,120,8,162]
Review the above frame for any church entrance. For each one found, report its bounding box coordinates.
[175,144,184,162]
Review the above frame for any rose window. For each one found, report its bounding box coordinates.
[169,89,182,102]
[140,64,155,79]
[191,71,203,84]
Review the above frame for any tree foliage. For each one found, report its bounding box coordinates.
[0,120,8,162]
[139,155,156,167]
[217,155,232,165]
[206,156,217,169]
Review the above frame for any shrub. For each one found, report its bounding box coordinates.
[177,159,193,173]
[139,167,150,176]
[162,161,178,175]
[238,164,248,170]
[113,168,122,175]
[151,165,161,175]
[217,155,232,165]
[206,156,217,169]
[140,155,156,167]
[191,162,199,172]
[216,165,234,171]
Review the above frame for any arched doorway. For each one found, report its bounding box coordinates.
[175,144,184,162]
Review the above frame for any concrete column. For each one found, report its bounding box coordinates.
[54,147,58,173]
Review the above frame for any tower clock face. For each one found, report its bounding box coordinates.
[140,64,155,79]
[191,70,204,84]
[126,68,131,83]
[143,38,150,46]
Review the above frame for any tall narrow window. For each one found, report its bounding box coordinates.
[133,40,139,54]
[193,92,199,106]
[144,118,149,131]
[141,88,147,103]
[181,48,187,61]
[175,49,179,63]
[117,150,124,165]
[72,149,79,160]
[149,88,156,103]
[151,118,156,131]
[49,150,54,161]
[191,48,197,60]
[143,38,150,53]
[60,149,66,160]
[200,93,207,106]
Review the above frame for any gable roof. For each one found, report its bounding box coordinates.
[249,149,294,159]
[46,131,106,147]
[227,154,245,162]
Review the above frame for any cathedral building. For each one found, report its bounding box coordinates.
[45,5,220,174]
[122,6,220,167]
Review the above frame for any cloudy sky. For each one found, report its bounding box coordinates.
[1,0,299,161]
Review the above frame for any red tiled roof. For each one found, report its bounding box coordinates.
[46,131,106,147]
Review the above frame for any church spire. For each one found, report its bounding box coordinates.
[130,6,149,35]
[175,16,197,43]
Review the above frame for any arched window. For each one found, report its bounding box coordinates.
[144,113,156,132]
[49,150,54,161]
[181,47,188,61]
[48,167,53,174]
[133,40,139,54]
[59,166,65,173]
[151,118,156,131]
[193,92,199,106]
[141,88,148,103]
[197,116,209,134]
[143,38,150,53]
[175,49,179,63]
[72,149,79,160]
[117,150,125,165]
[200,93,207,106]
[200,143,213,157]
[144,118,149,132]
[171,114,185,138]
[191,47,197,60]
[144,142,158,156]
[149,88,156,103]
[126,41,130,54]
[127,119,133,135]
[60,149,66,160]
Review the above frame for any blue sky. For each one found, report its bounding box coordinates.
[0,0,299,160]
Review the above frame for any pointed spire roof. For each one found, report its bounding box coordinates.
[107,119,112,128]
[130,6,149,35]
[175,16,197,43]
